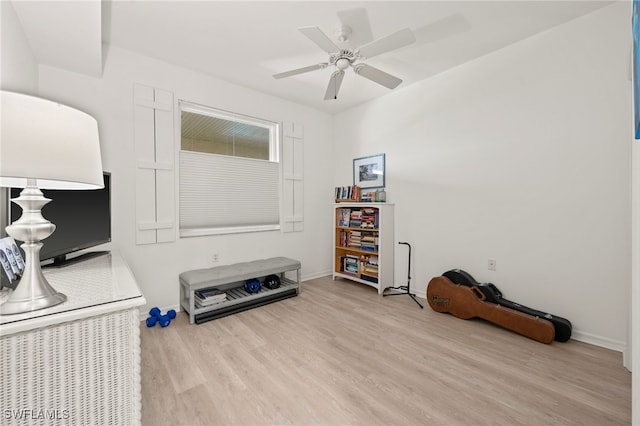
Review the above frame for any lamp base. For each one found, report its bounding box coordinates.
[0,278,66,315]
[0,243,68,314]
[0,184,67,315]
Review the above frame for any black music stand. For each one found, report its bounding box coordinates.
[383,242,423,308]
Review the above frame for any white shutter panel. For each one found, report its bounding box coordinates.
[133,84,175,244]
[282,121,304,233]
[133,85,157,245]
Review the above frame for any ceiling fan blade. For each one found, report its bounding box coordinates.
[357,28,416,59]
[324,70,345,100]
[353,63,402,90]
[298,26,340,53]
[336,8,373,46]
[273,63,328,79]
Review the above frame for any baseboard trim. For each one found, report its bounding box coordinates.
[139,303,181,320]
[570,330,626,353]
[302,270,333,282]
[416,286,624,354]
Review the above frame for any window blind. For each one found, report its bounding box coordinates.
[179,151,280,236]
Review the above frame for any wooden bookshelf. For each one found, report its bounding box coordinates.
[332,203,394,294]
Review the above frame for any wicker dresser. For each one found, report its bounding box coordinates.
[0,251,145,426]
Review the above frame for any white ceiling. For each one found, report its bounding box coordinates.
[10,0,103,78]
[11,1,613,114]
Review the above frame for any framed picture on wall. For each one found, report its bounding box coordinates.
[353,153,385,189]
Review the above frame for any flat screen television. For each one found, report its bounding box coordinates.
[9,172,111,266]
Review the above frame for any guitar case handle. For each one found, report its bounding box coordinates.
[471,286,486,301]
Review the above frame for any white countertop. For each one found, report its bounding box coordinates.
[0,250,145,336]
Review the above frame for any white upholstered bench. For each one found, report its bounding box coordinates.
[179,257,301,324]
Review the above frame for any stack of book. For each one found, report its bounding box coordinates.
[348,230,362,248]
[194,288,227,308]
[360,191,374,202]
[360,255,379,281]
[360,232,378,252]
[349,209,362,228]
[342,255,359,275]
[359,189,386,203]
[360,208,379,228]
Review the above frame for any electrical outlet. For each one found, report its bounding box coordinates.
[213,253,219,263]
[488,259,496,271]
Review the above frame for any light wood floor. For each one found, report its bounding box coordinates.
[141,276,631,425]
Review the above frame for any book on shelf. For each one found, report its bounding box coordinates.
[336,207,380,230]
[338,229,379,252]
[339,230,348,247]
[342,254,359,275]
[359,253,379,278]
[360,191,374,202]
[362,263,379,274]
[347,230,361,248]
[195,288,226,301]
[335,185,361,202]
[338,208,351,227]
[360,274,378,284]
[195,297,226,308]
[335,189,387,203]
[350,209,362,228]
[361,208,379,228]
[359,232,377,251]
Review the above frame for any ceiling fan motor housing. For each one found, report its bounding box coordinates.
[330,50,357,70]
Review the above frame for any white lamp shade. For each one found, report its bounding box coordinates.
[0,91,103,189]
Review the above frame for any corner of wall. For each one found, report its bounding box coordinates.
[0,0,38,94]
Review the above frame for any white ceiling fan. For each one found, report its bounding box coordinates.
[273,23,416,100]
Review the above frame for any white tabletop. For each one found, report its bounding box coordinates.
[0,250,145,336]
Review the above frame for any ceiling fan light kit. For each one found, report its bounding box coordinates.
[274,22,416,100]
[335,57,351,71]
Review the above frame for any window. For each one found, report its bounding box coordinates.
[179,101,280,236]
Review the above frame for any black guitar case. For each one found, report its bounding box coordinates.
[442,269,572,342]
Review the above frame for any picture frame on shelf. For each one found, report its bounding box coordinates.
[353,153,385,189]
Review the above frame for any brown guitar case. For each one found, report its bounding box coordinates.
[427,276,555,344]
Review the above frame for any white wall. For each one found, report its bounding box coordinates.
[1,0,632,352]
[333,3,631,349]
[0,1,37,94]
[35,45,334,312]
[0,1,39,244]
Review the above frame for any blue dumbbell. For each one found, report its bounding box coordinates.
[146,307,176,328]
[147,307,163,327]
[146,316,158,327]
[158,314,171,327]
